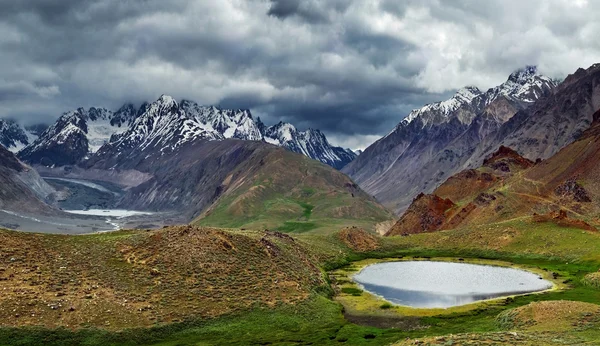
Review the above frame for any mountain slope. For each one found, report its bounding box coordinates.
[343,66,565,214]
[0,145,56,214]
[193,142,391,232]
[87,136,391,231]
[387,106,600,235]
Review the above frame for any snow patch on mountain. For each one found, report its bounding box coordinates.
[0,119,39,153]
[393,66,556,135]
[16,95,356,169]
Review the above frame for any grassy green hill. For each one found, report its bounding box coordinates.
[193,147,393,233]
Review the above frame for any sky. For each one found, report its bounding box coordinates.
[1,0,600,150]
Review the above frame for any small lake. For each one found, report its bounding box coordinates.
[353,261,552,308]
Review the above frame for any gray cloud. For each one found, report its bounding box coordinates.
[0,0,599,149]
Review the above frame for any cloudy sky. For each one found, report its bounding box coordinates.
[1,0,600,149]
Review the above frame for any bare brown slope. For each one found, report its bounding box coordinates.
[386,193,455,236]
[386,146,539,235]
[0,226,326,330]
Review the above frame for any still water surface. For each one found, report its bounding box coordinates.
[353,261,552,308]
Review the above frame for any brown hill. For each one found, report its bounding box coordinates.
[0,226,326,330]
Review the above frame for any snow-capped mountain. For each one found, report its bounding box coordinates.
[0,119,42,153]
[180,100,356,168]
[396,66,556,133]
[18,105,138,166]
[484,66,556,104]
[92,95,223,164]
[17,95,356,169]
[264,122,356,169]
[399,86,483,129]
[343,66,558,214]
[180,101,263,141]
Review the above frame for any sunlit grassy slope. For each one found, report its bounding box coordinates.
[193,148,393,233]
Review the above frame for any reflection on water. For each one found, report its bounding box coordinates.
[353,261,552,308]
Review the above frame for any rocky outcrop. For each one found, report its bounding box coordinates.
[533,210,596,232]
[554,179,591,202]
[385,193,456,236]
[483,146,535,172]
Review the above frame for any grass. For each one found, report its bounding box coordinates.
[276,221,317,233]
[4,218,600,345]
[298,201,314,219]
[193,149,393,233]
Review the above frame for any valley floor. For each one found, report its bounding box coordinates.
[1,220,600,345]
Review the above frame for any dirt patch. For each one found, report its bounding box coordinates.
[532,210,597,231]
[338,227,380,252]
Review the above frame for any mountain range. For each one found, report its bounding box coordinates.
[388,104,600,236]
[6,97,356,170]
[343,65,600,214]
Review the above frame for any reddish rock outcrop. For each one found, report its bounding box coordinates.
[386,193,456,236]
[483,146,535,172]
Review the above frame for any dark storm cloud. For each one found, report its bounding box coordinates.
[1,0,599,149]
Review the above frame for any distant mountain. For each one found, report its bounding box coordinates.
[343,66,558,214]
[0,119,43,153]
[180,100,263,141]
[18,105,138,166]
[16,96,355,169]
[180,100,356,169]
[89,95,223,168]
[263,121,356,170]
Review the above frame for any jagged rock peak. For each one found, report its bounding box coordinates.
[507,65,539,82]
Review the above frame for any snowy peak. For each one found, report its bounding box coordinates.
[507,65,538,83]
[455,86,483,103]
[486,65,556,104]
[264,121,297,144]
[18,104,145,166]
[396,67,555,131]
[18,109,90,166]
[95,95,222,159]
[180,100,262,141]
[0,119,35,153]
[262,122,356,169]
[400,85,482,128]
